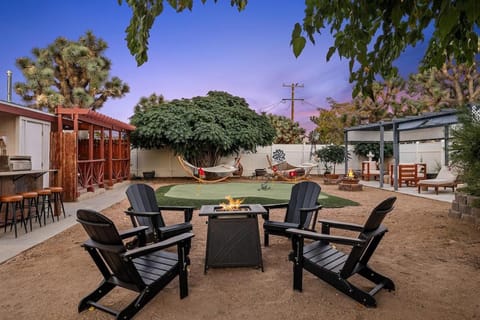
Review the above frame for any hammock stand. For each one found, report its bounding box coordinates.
[177,156,241,183]
[266,155,317,182]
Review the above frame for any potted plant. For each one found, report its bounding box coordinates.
[315,145,349,179]
[450,105,480,223]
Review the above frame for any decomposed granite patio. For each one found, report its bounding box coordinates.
[0,177,478,320]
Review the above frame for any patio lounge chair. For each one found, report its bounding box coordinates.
[76,209,194,319]
[262,181,322,246]
[286,196,396,307]
[417,166,458,195]
[361,161,380,181]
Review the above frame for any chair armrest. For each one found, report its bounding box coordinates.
[300,205,323,212]
[118,226,149,240]
[158,206,195,222]
[286,228,365,246]
[125,210,160,218]
[263,203,289,210]
[123,232,195,259]
[318,219,363,232]
[262,203,289,220]
[82,239,125,253]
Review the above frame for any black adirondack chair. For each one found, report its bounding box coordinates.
[76,209,194,319]
[125,183,194,243]
[286,196,397,307]
[262,181,322,246]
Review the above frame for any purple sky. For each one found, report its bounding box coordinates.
[0,1,423,131]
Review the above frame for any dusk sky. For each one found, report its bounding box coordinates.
[0,1,425,131]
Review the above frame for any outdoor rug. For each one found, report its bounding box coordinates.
[156,182,358,208]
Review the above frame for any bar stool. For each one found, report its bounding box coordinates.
[36,189,54,225]
[19,191,40,230]
[47,186,66,220]
[0,194,27,238]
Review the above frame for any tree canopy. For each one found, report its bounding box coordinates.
[118,0,479,96]
[130,91,275,166]
[15,31,129,112]
[450,105,480,197]
[266,114,305,144]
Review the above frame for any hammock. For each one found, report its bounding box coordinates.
[266,155,317,182]
[177,156,241,183]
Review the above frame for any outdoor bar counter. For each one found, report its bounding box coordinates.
[0,170,56,195]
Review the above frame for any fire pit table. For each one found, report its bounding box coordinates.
[199,204,266,273]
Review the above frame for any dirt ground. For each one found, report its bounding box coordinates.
[0,177,479,320]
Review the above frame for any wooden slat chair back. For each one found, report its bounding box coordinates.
[337,196,396,278]
[285,181,321,227]
[287,196,396,307]
[262,181,322,246]
[125,183,193,244]
[78,210,142,287]
[76,209,194,319]
[126,183,165,230]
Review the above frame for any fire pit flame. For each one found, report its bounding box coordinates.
[347,168,355,179]
[219,195,244,211]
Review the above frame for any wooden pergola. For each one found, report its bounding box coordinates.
[54,107,135,201]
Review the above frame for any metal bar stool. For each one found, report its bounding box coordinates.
[19,191,40,230]
[36,189,54,225]
[0,194,27,238]
[47,186,66,220]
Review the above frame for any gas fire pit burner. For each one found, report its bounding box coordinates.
[213,205,251,213]
[199,204,266,273]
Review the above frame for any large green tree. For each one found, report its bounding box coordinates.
[130,91,275,166]
[15,31,129,112]
[118,0,479,96]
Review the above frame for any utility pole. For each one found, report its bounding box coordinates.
[282,83,304,121]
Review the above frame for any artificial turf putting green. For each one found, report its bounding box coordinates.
[155,182,359,208]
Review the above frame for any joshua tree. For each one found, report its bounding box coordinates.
[15,31,129,112]
[267,114,306,144]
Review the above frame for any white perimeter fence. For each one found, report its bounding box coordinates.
[130,141,446,178]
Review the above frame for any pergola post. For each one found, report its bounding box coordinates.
[392,121,400,191]
[344,131,349,174]
[379,122,385,188]
[108,128,113,186]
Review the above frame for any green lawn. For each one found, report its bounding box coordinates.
[155,182,359,208]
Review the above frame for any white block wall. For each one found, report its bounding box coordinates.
[130,142,444,178]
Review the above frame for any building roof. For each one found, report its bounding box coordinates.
[0,100,56,122]
[344,109,458,142]
[0,100,135,132]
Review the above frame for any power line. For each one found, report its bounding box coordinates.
[301,99,328,111]
[282,83,304,121]
[259,100,284,113]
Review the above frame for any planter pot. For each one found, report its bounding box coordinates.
[142,171,155,179]
[341,179,360,184]
[450,192,480,225]
[324,174,339,179]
